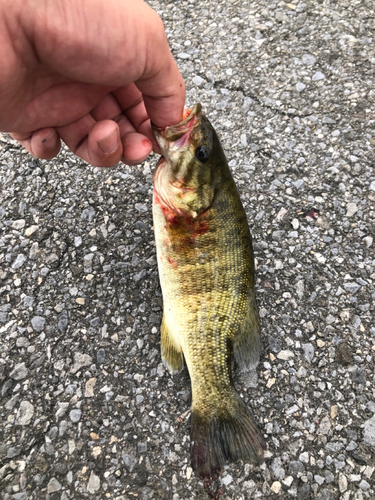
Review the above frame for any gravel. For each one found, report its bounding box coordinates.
[1,0,375,498]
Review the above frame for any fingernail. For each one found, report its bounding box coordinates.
[97,129,119,154]
[41,131,57,149]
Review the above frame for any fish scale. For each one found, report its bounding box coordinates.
[152,103,266,479]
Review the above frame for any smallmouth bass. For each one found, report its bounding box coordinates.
[152,104,266,479]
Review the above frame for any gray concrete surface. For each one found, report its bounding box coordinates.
[1,0,375,498]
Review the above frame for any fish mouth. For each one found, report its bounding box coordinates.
[152,103,202,147]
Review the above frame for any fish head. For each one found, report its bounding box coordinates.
[153,103,222,218]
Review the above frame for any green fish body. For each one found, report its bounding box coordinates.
[152,104,266,479]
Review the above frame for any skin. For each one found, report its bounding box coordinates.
[0,0,185,167]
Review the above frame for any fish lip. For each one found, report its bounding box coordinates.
[152,103,202,144]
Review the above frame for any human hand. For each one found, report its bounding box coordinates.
[0,0,185,167]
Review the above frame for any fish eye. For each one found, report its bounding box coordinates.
[195,145,210,163]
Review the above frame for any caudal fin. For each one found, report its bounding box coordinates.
[190,395,266,479]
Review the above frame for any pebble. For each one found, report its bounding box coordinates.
[10,362,28,380]
[12,219,25,229]
[314,475,324,485]
[85,378,97,397]
[55,402,69,420]
[12,254,26,270]
[338,473,347,492]
[97,348,106,364]
[271,457,286,480]
[312,72,325,81]
[177,52,191,59]
[68,439,76,454]
[296,82,306,92]
[344,282,361,294]
[301,343,315,363]
[16,401,34,426]
[5,394,19,411]
[293,179,304,189]
[363,415,375,446]
[7,446,20,458]
[70,352,92,373]
[297,484,311,500]
[69,409,82,423]
[81,207,96,221]
[302,54,316,66]
[289,461,304,474]
[291,219,299,230]
[325,471,334,483]
[25,225,38,236]
[31,316,45,331]
[90,317,100,327]
[12,493,27,500]
[16,337,29,348]
[135,203,148,213]
[193,75,204,86]
[330,405,338,419]
[363,236,373,247]
[277,350,294,361]
[314,253,326,264]
[359,480,370,491]
[222,474,233,486]
[346,203,358,217]
[47,478,62,493]
[58,311,69,333]
[271,481,282,493]
[283,476,293,487]
[137,442,147,453]
[87,471,101,493]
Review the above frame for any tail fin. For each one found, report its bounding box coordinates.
[190,395,266,479]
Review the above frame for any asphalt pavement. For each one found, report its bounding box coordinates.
[1,0,375,499]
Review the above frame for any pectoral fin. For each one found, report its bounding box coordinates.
[161,315,184,374]
[232,294,261,371]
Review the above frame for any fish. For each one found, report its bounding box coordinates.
[152,103,266,479]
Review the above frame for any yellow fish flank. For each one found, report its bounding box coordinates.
[152,104,266,479]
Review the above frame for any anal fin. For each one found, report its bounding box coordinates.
[161,315,184,374]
